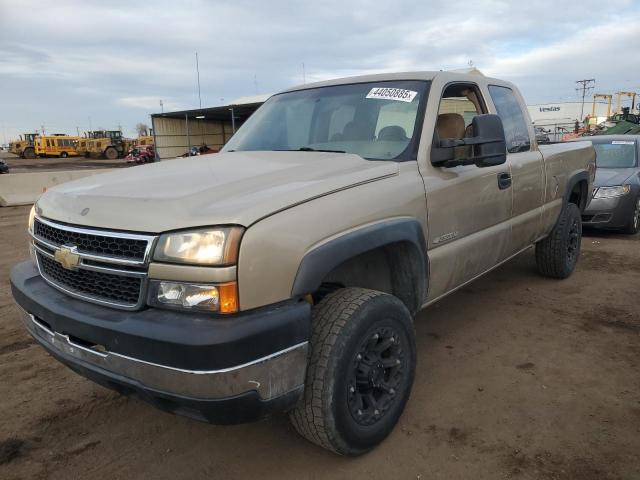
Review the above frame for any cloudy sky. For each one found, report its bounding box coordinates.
[1,0,639,141]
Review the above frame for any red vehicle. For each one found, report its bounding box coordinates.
[125,144,155,164]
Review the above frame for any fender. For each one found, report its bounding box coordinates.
[564,170,590,212]
[291,218,427,312]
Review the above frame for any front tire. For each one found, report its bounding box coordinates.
[23,147,36,159]
[289,288,416,456]
[535,203,582,278]
[104,147,118,160]
[622,197,640,234]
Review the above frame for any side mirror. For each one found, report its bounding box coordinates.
[432,114,507,168]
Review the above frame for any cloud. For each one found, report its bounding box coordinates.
[0,0,638,139]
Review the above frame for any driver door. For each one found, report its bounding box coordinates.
[421,82,513,302]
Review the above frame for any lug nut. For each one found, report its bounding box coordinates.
[390,337,395,343]
[396,359,401,365]
[357,353,362,360]
[373,333,379,340]
[357,409,363,416]
[390,388,395,395]
[349,386,355,393]
[374,409,380,415]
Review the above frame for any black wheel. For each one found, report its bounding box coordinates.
[535,203,582,279]
[622,197,640,234]
[23,147,36,159]
[60,151,68,158]
[289,288,416,456]
[104,147,118,160]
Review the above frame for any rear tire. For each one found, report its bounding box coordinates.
[622,197,640,234]
[535,203,582,278]
[60,152,68,158]
[289,288,416,456]
[104,147,118,160]
[23,147,36,159]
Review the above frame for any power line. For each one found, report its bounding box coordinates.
[575,79,595,121]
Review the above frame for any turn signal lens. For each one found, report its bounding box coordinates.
[218,283,239,314]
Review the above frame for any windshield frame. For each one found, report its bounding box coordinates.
[222,79,431,162]
[592,140,638,169]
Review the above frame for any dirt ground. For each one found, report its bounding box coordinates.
[0,205,638,480]
[0,151,132,172]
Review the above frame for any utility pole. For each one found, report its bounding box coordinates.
[575,79,595,122]
[160,99,164,113]
[76,126,80,136]
[41,124,45,135]
[195,52,202,109]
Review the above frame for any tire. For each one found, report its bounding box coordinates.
[622,197,640,235]
[104,147,118,160]
[23,147,36,159]
[535,202,582,279]
[289,288,416,456]
[60,152,68,158]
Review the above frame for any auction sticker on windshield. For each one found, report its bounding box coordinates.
[366,87,418,103]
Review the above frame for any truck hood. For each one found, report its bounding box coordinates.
[594,168,637,187]
[36,151,398,232]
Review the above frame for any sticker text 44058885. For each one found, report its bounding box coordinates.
[366,87,418,103]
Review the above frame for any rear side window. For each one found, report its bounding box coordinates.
[488,85,531,153]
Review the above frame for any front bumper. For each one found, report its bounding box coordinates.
[11,261,311,424]
[582,194,635,229]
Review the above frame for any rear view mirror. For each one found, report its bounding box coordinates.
[432,114,507,168]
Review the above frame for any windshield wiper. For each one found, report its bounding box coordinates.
[274,147,347,153]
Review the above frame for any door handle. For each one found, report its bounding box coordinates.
[497,172,512,190]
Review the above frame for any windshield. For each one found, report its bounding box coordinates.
[593,141,637,168]
[222,80,429,161]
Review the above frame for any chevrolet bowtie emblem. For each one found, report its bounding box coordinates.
[54,245,80,270]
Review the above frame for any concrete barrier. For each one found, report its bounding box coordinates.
[0,169,114,207]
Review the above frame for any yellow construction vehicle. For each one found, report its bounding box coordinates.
[615,91,637,114]
[86,130,135,159]
[9,133,39,158]
[34,135,81,158]
[76,131,105,157]
[136,135,154,146]
[592,93,612,119]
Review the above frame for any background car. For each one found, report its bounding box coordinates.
[580,135,640,233]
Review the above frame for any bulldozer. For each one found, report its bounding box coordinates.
[86,130,135,159]
[9,133,39,158]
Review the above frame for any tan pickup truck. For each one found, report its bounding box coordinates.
[11,70,595,456]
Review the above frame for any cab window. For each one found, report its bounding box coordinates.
[436,83,486,141]
[488,85,531,153]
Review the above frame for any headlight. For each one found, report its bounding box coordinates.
[28,205,36,233]
[153,227,243,265]
[148,280,238,313]
[593,185,631,199]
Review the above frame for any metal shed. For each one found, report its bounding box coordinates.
[150,94,268,159]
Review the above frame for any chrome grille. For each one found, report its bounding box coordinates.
[38,253,142,305]
[31,216,156,310]
[34,218,148,261]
